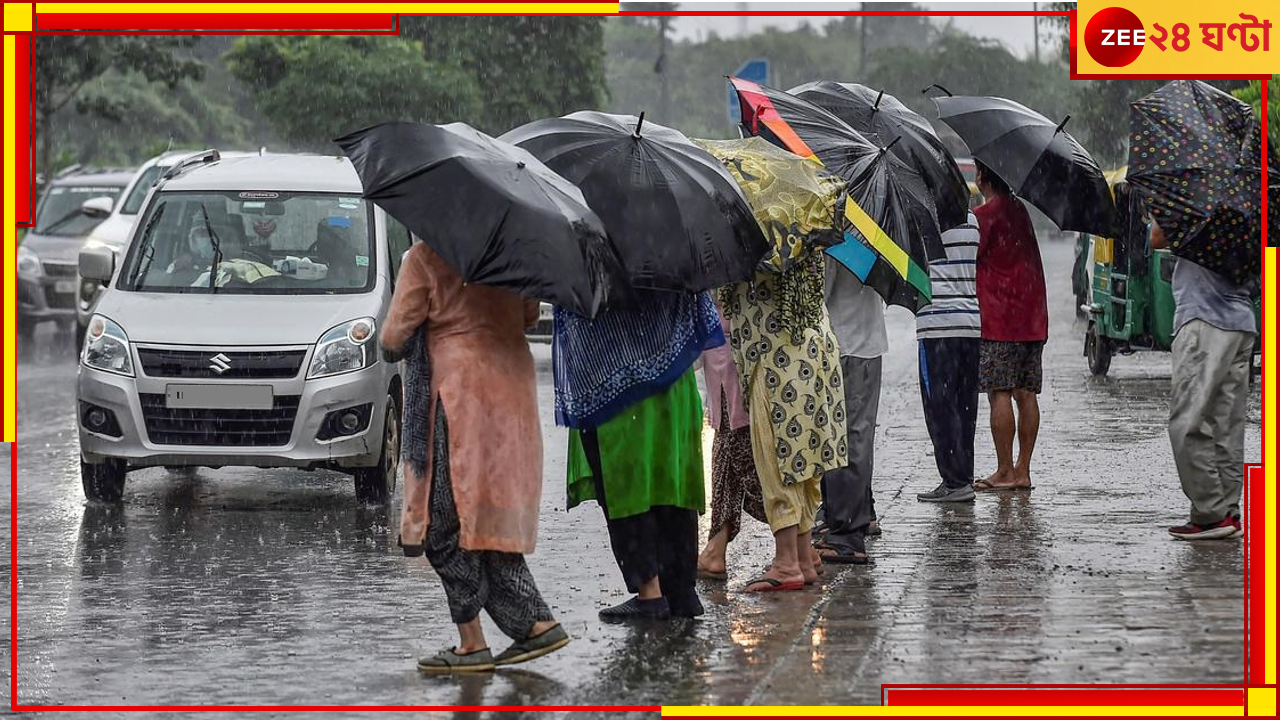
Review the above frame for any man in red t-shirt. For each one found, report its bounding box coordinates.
[971,161,1047,492]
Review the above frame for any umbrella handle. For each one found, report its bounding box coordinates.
[1055,115,1072,134]
[921,84,954,97]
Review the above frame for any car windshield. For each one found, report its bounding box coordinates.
[120,165,166,215]
[118,191,375,295]
[34,184,123,236]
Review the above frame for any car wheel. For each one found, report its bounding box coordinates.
[1085,323,1112,377]
[81,458,127,502]
[354,394,400,505]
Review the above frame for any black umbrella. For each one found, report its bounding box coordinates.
[501,111,768,293]
[933,93,1115,237]
[1127,80,1275,286]
[730,76,943,312]
[335,121,623,318]
[790,80,969,230]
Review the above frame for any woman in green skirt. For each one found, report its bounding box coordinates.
[554,290,725,620]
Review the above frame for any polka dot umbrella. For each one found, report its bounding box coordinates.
[1127,80,1277,286]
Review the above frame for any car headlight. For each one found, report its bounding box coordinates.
[82,315,134,376]
[308,317,376,379]
[17,245,41,276]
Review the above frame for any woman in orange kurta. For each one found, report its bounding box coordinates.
[381,240,567,674]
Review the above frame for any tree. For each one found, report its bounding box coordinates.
[34,35,203,176]
[1232,77,1279,149]
[224,35,481,151]
[400,17,608,134]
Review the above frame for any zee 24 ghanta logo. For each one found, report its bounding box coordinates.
[1085,6,1272,67]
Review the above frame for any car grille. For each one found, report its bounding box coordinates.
[137,348,308,379]
[43,285,76,309]
[41,262,78,277]
[138,393,300,447]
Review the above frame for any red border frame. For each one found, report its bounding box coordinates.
[5,4,1270,713]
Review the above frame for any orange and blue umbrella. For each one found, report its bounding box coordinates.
[729,76,942,312]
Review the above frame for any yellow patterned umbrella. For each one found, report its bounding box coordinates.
[692,136,843,274]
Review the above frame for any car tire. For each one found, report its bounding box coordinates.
[1086,323,1112,377]
[354,394,400,505]
[81,458,127,502]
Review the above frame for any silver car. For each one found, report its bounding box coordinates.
[77,151,413,504]
[17,168,133,340]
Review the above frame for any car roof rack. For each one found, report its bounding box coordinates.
[161,149,221,181]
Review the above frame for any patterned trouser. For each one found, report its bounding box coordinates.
[424,404,553,640]
[707,391,767,542]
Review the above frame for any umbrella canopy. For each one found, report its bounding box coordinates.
[335,121,623,318]
[1127,80,1275,286]
[933,94,1115,237]
[790,80,969,231]
[501,111,768,293]
[730,76,941,311]
[690,136,844,274]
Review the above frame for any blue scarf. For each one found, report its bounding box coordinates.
[553,290,725,429]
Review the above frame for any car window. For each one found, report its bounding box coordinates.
[120,165,167,215]
[33,183,125,236]
[386,214,412,279]
[118,191,375,295]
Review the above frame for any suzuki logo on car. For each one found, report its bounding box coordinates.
[209,353,232,374]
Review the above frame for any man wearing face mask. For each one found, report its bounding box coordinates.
[1149,219,1256,541]
[165,224,216,285]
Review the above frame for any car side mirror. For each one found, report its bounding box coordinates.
[80,196,114,219]
[79,246,115,283]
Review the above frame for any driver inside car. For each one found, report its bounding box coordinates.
[164,224,216,285]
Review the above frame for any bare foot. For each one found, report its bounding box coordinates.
[1011,466,1033,488]
[975,468,1018,490]
[697,548,726,576]
[808,547,826,576]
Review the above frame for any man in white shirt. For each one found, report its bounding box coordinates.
[916,213,981,503]
[815,265,886,563]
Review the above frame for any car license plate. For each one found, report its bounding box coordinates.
[166,384,273,410]
[55,280,77,294]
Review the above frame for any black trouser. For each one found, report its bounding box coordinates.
[918,337,980,489]
[581,429,703,618]
[424,404,553,640]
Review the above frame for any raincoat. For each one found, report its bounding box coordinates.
[381,243,543,554]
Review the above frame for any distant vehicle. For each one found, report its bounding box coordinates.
[17,167,133,341]
[77,150,410,504]
[527,302,554,340]
[76,149,258,350]
[955,156,981,209]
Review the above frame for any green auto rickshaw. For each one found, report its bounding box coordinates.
[1082,168,1262,376]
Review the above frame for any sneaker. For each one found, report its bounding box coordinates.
[598,595,670,622]
[1168,518,1237,541]
[917,483,976,503]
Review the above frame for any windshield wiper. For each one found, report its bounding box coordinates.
[198,204,224,293]
[125,203,166,289]
[36,208,87,236]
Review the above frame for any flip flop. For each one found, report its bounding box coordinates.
[744,576,805,592]
[697,567,728,581]
[814,544,874,565]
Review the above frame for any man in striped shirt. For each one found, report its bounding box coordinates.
[916,212,981,503]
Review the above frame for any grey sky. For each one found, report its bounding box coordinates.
[667,2,1070,60]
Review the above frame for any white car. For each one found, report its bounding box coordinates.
[75,149,259,349]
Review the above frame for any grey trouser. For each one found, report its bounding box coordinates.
[820,355,880,552]
[1169,319,1254,525]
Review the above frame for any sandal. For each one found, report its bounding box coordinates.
[494,624,570,666]
[417,646,495,674]
[744,575,805,592]
[814,543,874,565]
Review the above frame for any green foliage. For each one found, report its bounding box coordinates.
[1232,78,1279,149]
[399,18,608,135]
[224,35,481,151]
[34,35,204,174]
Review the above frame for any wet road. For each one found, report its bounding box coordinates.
[4,240,1257,713]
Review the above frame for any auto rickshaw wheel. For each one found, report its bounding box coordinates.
[1086,322,1112,376]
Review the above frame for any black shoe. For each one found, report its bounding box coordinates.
[599,596,670,622]
[917,482,976,503]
